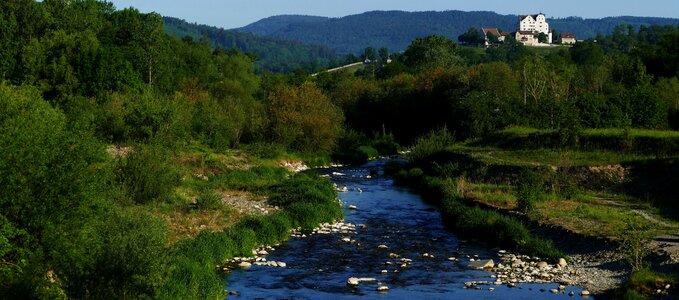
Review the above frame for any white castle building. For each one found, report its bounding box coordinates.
[516,12,552,46]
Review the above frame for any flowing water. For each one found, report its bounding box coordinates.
[225,160,590,299]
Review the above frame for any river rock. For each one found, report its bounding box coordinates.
[550,289,558,294]
[348,205,357,210]
[558,258,568,267]
[537,261,549,268]
[238,262,252,269]
[277,261,287,267]
[389,253,400,259]
[229,290,238,295]
[378,244,389,249]
[581,290,590,296]
[569,291,575,296]
[257,250,269,256]
[468,259,494,270]
[377,286,389,292]
[347,277,360,286]
[559,285,566,290]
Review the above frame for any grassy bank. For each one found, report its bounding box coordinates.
[391,167,565,262]
[409,127,679,298]
[160,172,342,299]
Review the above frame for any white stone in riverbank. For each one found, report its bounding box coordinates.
[238,262,252,269]
[558,258,568,267]
[347,277,360,286]
[377,286,389,292]
[468,259,494,270]
[581,290,590,296]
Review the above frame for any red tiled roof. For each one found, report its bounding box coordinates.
[482,27,501,36]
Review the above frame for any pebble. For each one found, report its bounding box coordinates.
[347,277,360,286]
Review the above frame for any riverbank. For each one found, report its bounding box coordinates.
[392,128,679,298]
[225,160,595,299]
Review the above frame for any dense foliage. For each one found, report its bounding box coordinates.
[1,0,679,298]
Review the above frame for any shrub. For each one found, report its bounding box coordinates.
[357,145,379,159]
[50,208,168,299]
[267,173,336,207]
[115,145,181,204]
[371,133,399,155]
[516,169,545,212]
[409,127,455,164]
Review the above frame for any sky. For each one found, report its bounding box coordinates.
[106,0,679,29]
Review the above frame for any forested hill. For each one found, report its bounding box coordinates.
[237,10,679,54]
[163,17,339,73]
[238,15,330,36]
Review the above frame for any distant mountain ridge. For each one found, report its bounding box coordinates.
[163,17,339,73]
[236,10,679,54]
[239,15,330,36]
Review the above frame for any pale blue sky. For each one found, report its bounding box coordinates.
[106,0,679,29]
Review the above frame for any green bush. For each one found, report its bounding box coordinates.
[115,145,182,204]
[50,208,168,299]
[371,133,399,155]
[516,169,545,212]
[267,173,336,207]
[409,127,455,164]
[235,214,292,246]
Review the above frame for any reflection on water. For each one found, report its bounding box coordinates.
[225,160,589,299]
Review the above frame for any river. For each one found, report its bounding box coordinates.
[225,160,590,299]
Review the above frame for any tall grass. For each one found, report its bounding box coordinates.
[479,126,679,156]
[159,173,341,299]
[395,166,565,261]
